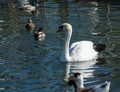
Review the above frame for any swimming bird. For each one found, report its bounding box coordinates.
[57,23,106,62]
[34,27,46,41]
[18,0,37,12]
[19,4,36,11]
[68,73,110,92]
[25,18,35,30]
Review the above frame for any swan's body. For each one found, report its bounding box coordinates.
[57,23,105,62]
[68,73,110,92]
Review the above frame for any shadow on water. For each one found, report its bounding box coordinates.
[0,0,120,92]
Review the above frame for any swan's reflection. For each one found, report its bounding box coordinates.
[64,60,98,82]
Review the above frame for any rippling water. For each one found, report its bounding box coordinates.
[0,0,120,92]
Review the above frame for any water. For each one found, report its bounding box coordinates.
[0,0,120,92]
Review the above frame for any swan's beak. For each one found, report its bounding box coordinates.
[93,44,106,52]
[56,26,64,32]
[57,28,63,32]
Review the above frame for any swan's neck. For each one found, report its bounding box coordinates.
[63,28,72,61]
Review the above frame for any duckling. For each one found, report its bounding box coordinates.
[25,18,35,30]
[68,73,110,92]
[34,27,46,41]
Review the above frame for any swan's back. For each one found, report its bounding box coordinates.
[70,41,98,61]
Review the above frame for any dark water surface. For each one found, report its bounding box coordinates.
[0,0,120,92]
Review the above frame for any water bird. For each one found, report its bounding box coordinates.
[34,27,46,41]
[25,18,35,30]
[18,0,37,12]
[68,73,110,92]
[57,23,106,62]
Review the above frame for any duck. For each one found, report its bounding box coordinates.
[34,27,46,41]
[57,23,106,62]
[18,1,36,12]
[19,4,36,11]
[25,18,35,30]
[68,73,110,92]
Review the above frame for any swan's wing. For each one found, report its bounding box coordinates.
[69,41,95,56]
[70,42,80,52]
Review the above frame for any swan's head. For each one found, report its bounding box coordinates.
[57,23,72,32]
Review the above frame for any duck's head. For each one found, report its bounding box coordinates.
[68,73,83,87]
[38,27,43,32]
[28,18,32,23]
[68,76,76,88]
[34,27,45,41]
[57,23,72,32]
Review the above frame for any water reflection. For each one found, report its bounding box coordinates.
[0,0,120,92]
[64,60,98,83]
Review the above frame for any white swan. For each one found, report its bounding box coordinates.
[68,73,110,92]
[57,23,106,62]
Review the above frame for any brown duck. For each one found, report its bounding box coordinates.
[25,18,35,30]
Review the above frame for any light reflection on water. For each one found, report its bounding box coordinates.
[0,0,120,92]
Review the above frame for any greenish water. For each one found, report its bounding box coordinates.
[0,0,120,92]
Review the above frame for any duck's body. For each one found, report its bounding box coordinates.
[25,18,35,30]
[57,23,105,62]
[18,0,37,13]
[34,27,46,41]
[19,4,36,11]
[68,73,110,92]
